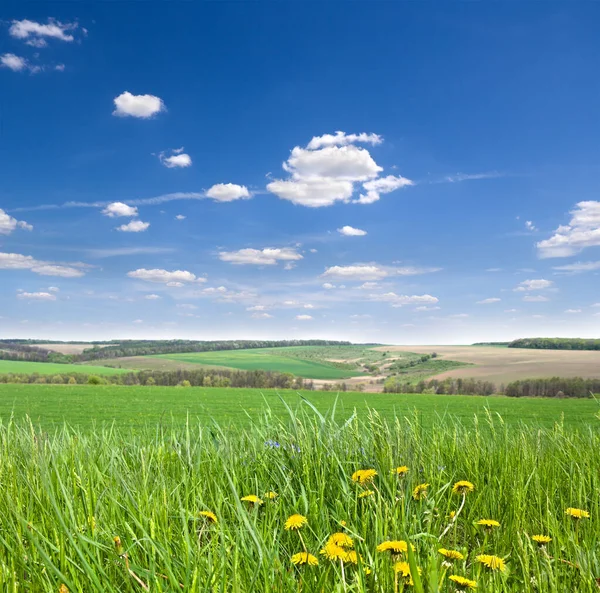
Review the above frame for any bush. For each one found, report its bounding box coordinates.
[87,375,104,385]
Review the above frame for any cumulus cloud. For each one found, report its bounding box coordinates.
[537,201,600,258]
[306,131,383,150]
[159,147,192,168]
[17,291,56,301]
[522,295,550,302]
[206,183,250,202]
[0,209,33,234]
[9,19,79,43]
[322,263,440,281]
[1,53,28,72]
[370,292,439,307]
[552,261,600,273]
[175,214,186,220]
[295,314,313,320]
[102,202,138,217]
[356,175,414,204]
[357,282,380,289]
[338,225,367,236]
[0,252,85,277]
[219,247,302,265]
[477,297,501,304]
[322,283,335,289]
[48,286,59,292]
[514,279,553,291]
[127,269,203,284]
[117,220,150,232]
[267,178,353,207]
[113,91,165,118]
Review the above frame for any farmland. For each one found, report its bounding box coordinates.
[0,359,127,376]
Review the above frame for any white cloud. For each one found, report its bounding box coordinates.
[486,268,502,272]
[322,263,439,281]
[48,286,59,292]
[17,291,56,301]
[592,303,600,307]
[0,253,85,277]
[552,261,600,273]
[176,303,197,310]
[356,175,414,204]
[127,269,201,284]
[565,309,582,314]
[247,305,267,311]
[159,148,192,168]
[1,53,28,72]
[443,172,503,183]
[0,209,33,234]
[306,131,383,150]
[283,262,296,270]
[449,313,469,318]
[338,225,367,236]
[522,295,550,302]
[322,283,336,289]
[175,214,186,220]
[167,282,184,287]
[295,314,313,321]
[206,183,250,202]
[102,202,138,217]
[252,312,273,319]
[370,292,439,307]
[9,19,78,43]
[117,220,150,232]
[267,178,354,207]
[514,279,553,291]
[113,91,165,118]
[144,294,161,300]
[537,201,600,258]
[415,305,441,311]
[525,220,537,231]
[219,247,302,265]
[357,282,380,290]
[476,297,501,304]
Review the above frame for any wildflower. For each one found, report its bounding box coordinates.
[351,469,378,484]
[394,561,421,585]
[329,532,354,548]
[448,511,456,520]
[377,540,413,554]
[476,554,506,572]
[477,519,500,529]
[320,541,347,561]
[565,507,590,519]
[412,483,429,500]
[241,494,263,506]
[452,481,475,495]
[449,575,477,589]
[393,465,409,477]
[113,536,123,555]
[438,548,464,561]
[291,552,319,566]
[532,534,552,545]
[358,489,374,498]
[344,550,361,565]
[340,520,347,528]
[265,491,278,500]
[285,514,308,530]
[59,586,69,593]
[198,510,218,524]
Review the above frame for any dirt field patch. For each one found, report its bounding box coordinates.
[36,343,102,355]
[378,345,600,384]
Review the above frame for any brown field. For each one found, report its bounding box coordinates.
[378,345,600,384]
[36,343,99,355]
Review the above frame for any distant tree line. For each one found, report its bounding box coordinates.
[504,377,600,398]
[383,377,497,396]
[508,337,600,350]
[471,342,510,346]
[0,339,360,363]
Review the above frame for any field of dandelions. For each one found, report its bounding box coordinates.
[0,404,598,592]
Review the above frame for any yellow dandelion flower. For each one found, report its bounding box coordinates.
[452,480,475,494]
[343,550,366,565]
[241,494,263,506]
[448,510,456,519]
[363,565,372,575]
[394,561,421,585]
[477,519,500,528]
[565,507,590,519]
[285,514,308,530]
[320,541,347,561]
[291,552,319,566]
[198,510,218,524]
[412,483,429,500]
[265,491,278,500]
[59,586,69,593]
[438,548,464,561]
[340,520,347,528]
[351,468,378,484]
[377,540,413,554]
[329,532,354,548]
[449,575,477,589]
[476,554,506,572]
[113,536,123,554]
[531,534,552,545]
[358,489,374,498]
[393,466,409,477]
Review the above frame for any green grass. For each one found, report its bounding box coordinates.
[151,347,368,379]
[0,407,597,591]
[0,359,127,376]
[0,383,598,429]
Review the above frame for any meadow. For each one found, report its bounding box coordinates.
[0,359,127,376]
[0,406,597,592]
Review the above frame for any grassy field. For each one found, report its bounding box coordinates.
[0,359,127,376]
[0,408,597,592]
[0,383,597,429]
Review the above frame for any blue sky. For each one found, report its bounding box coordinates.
[2,3,600,343]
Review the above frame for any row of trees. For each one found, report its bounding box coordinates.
[0,342,71,364]
[504,377,600,398]
[509,337,600,350]
[383,377,497,396]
